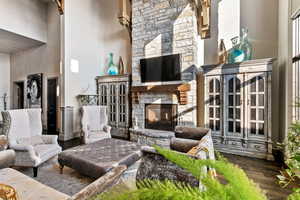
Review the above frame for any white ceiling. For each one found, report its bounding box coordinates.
[0,29,45,54]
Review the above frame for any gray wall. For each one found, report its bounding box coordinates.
[0,53,11,111]
[62,0,131,135]
[0,0,47,43]
[10,3,61,129]
[204,0,279,64]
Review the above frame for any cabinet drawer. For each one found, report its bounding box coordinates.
[248,143,267,152]
[212,138,222,145]
[227,140,243,148]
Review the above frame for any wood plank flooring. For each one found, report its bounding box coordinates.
[223,153,295,200]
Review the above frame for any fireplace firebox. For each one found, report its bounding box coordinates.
[145,104,178,131]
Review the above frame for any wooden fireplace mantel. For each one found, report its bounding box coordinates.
[131,83,191,105]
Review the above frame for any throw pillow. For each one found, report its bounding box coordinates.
[0,135,8,151]
[17,136,45,146]
[187,134,214,160]
[17,137,32,146]
[30,135,45,146]
[175,126,209,140]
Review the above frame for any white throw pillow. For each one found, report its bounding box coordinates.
[30,135,45,146]
[17,136,44,146]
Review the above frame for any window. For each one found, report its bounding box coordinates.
[293,13,300,121]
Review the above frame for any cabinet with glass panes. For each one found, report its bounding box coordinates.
[96,74,131,139]
[202,58,274,160]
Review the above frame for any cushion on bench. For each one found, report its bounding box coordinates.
[58,138,141,179]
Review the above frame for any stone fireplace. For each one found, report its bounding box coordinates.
[131,0,200,131]
[145,104,178,131]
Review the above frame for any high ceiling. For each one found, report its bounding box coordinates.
[0,29,44,54]
[39,0,53,3]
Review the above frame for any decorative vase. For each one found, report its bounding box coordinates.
[107,53,118,75]
[228,36,245,64]
[239,28,253,61]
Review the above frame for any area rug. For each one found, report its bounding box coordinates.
[14,156,94,196]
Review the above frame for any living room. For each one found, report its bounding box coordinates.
[0,0,300,199]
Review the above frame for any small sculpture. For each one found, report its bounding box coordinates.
[218,39,228,64]
[118,56,125,75]
[0,184,18,200]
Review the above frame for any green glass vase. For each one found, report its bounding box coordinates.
[228,36,245,64]
[239,28,253,61]
[107,53,118,75]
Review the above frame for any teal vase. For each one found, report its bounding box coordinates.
[107,53,118,75]
[239,28,253,61]
[228,36,245,64]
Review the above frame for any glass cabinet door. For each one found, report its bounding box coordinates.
[98,84,108,106]
[206,77,222,135]
[118,83,127,127]
[246,73,267,138]
[224,74,244,137]
[109,84,117,125]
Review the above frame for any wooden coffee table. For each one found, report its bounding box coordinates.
[0,168,69,200]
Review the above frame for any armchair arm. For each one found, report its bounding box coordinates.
[0,150,15,168]
[9,143,38,160]
[41,135,58,145]
[103,125,112,134]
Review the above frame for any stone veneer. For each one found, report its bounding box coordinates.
[131,0,199,129]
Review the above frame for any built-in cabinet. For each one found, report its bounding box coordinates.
[96,75,131,139]
[202,58,274,160]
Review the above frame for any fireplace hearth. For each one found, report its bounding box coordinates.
[145,104,178,131]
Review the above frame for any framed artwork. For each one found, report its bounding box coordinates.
[27,73,43,108]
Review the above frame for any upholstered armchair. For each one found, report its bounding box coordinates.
[1,109,62,177]
[0,150,15,169]
[0,135,15,169]
[81,106,111,144]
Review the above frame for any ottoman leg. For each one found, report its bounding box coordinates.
[33,167,38,177]
[60,165,64,174]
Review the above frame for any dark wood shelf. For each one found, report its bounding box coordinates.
[131,83,191,105]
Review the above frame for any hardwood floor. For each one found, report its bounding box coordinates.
[223,153,294,200]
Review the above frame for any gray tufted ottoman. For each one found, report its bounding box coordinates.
[58,138,142,179]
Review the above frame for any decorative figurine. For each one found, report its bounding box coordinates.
[228,36,245,64]
[239,28,253,61]
[107,53,118,75]
[118,56,125,75]
[218,39,228,64]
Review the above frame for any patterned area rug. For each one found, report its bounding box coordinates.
[14,156,94,196]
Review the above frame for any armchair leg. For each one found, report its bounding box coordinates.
[33,167,38,177]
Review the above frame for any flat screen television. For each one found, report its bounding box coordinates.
[140,54,181,83]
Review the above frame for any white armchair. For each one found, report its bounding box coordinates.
[1,109,62,177]
[81,106,111,144]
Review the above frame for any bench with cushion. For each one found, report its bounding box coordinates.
[58,138,142,179]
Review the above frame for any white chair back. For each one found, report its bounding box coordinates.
[82,106,108,131]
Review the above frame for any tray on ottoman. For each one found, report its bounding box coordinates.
[58,138,142,179]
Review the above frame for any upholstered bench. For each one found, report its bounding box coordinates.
[58,138,142,179]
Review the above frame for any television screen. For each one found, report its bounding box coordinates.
[140,54,181,83]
